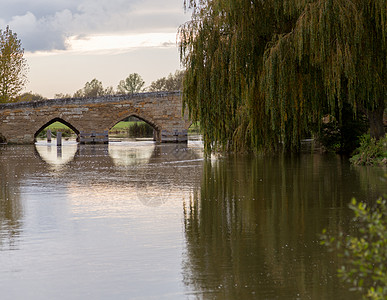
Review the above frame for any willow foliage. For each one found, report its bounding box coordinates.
[179,0,386,153]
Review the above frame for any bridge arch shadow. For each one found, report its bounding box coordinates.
[109,114,159,141]
[34,117,80,142]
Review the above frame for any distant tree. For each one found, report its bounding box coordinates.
[117,73,145,94]
[83,78,104,97]
[148,77,167,92]
[73,89,84,98]
[0,26,28,103]
[104,86,115,95]
[73,78,105,98]
[16,92,46,102]
[164,70,184,91]
[54,93,72,99]
[149,70,184,92]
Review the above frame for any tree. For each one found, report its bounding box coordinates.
[179,0,386,153]
[260,0,386,145]
[117,73,145,94]
[73,78,105,98]
[148,77,167,92]
[54,93,72,99]
[148,70,185,92]
[0,26,28,103]
[16,92,46,102]
[104,86,115,95]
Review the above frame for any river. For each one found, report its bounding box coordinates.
[0,140,386,299]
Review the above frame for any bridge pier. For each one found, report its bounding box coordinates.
[160,130,188,143]
[79,131,109,144]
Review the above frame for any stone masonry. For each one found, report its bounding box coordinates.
[0,91,191,144]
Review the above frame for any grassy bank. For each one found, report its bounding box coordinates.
[37,122,76,138]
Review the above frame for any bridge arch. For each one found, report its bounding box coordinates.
[108,112,161,141]
[34,117,80,141]
[107,111,160,132]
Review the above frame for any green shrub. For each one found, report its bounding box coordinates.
[321,197,387,299]
[315,104,369,154]
[128,122,153,137]
[350,134,387,166]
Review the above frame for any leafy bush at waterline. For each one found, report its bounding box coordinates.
[350,134,387,166]
[128,122,153,138]
[321,197,387,299]
[315,105,369,153]
[109,121,154,138]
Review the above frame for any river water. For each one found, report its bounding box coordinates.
[0,140,386,299]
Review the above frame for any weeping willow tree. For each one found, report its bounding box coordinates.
[179,0,386,152]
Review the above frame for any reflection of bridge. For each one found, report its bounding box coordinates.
[1,142,202,208]
[0,142,203,250]
[0,91,190,144]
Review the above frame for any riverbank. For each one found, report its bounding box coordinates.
[350,134,387,166]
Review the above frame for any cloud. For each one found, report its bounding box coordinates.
[66,33,178,54]
[6,10,72,51]
[0,0,189,52]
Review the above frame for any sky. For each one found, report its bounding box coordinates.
[0,0,191,98]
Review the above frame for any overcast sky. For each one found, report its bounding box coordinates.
[0,0,191,97]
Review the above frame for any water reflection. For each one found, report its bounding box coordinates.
[35,141,78,170]
[182,155,386,299]
[34,141,203,169]
[109,141,154,166]
[2,142,386,299]
[34,141,203,208]
[0,143,204,299]
[134,143,202,207]
[0,146,23,250]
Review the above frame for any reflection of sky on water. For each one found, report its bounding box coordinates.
[108,141,155,166]
[1,142,205,299]
[34,140,204,209]
[67,183,140,219]
[35,140,78,169]
[35,140,204,169]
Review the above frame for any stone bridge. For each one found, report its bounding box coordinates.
[0,91,191,144]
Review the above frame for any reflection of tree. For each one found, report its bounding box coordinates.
[136,144,202,207]
[0,148,23,250]
[148,143,200,163]
[352,166,387,198]
[182,154,386,299]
